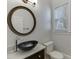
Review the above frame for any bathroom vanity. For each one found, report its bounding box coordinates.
[8,43,45,59]
[25,49,44,59]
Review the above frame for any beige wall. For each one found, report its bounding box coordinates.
[52,32,71,55]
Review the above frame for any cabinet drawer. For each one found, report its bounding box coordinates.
[24,49,45,59]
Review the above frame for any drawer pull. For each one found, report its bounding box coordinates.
[38,55,41,58]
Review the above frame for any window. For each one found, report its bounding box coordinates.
[54,3,69,32]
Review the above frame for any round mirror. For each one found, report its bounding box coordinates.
[7,6,36,36]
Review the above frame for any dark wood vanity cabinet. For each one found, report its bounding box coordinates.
[24,49,45,59]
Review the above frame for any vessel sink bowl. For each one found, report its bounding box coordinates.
[17,40,38,51]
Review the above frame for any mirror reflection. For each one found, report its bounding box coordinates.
[12,9,34,33]
[7,6,36,36]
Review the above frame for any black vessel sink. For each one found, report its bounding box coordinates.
[17,40,38,51]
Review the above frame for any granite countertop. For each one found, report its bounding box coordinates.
[7,43,46,59]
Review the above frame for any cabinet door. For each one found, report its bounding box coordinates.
[24,49,45,59]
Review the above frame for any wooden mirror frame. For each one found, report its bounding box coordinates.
[7,6,36,36]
